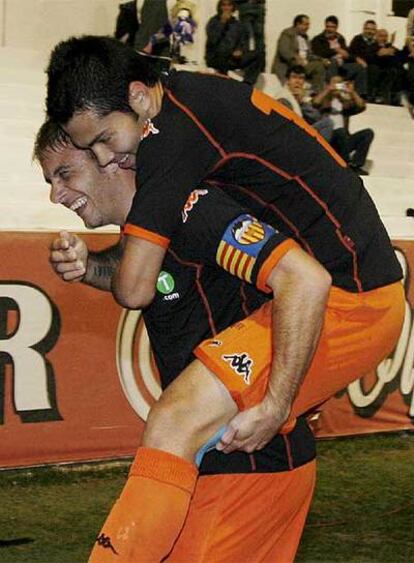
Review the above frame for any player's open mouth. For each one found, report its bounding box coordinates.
[118,154,129,165]
[70,196,87,211]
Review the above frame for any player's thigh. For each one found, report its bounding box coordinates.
[143,359,238,458]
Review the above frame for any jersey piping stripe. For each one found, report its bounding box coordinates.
[165,89,228,159]
[239,283,250,318]
[167,249,218,336]
[211,153,363,292]
[206,179,314,257]
[293,175,363,291]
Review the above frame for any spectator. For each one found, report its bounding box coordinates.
[349,20,379,101]
[277,65,333,141]
[374,28,404,105]
[271,14,325,93]
[114,1,139,46]
[311,15,367,97]
[205,0,261,85]
[313,75,374,175]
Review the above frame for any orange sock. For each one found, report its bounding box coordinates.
[88,447,198,563]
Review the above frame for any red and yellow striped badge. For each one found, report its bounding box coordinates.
[217,240,255,282]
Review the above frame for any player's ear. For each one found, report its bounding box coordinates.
[128,82,150,114]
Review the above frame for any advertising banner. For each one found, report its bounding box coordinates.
[314,241,414,438]
[0,233,144,468]
[1,233,413,468]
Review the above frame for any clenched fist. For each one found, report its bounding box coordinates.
[50,231,88,282]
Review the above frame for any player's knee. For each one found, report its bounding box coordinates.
[143,396,196,454]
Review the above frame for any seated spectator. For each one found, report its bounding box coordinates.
[205,0,261,85]
[312,75,374,175]
[311,15,367,97]
[374,28,405,105]
[277,66,333,141]
[271,14,325,93]
[349,20,379,101]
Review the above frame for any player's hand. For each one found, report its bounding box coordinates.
[216,395,291,454]
[50,231,88,282]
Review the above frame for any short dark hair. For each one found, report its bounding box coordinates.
[293,14,308,27]
[364,19,376,27]
[33,119,71,162]
[286,65,306,78]
[217,0,236,13]
[46,35,161,124]
[325,15,339,26]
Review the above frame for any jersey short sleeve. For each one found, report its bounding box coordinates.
[175,186,299,293]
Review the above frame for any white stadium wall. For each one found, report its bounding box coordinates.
[0,0,119,51]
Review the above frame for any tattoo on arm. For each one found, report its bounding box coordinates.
[83,242,123,291]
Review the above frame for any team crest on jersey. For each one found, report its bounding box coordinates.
[216,214,277,283]
[182,189,208,223]
[222,352,253,385]
[232,218,265,245]
[140,118,160,140]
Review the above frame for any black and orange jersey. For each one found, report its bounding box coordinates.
[143,187,294,385]
[125,70,402,292]
[142,192,315,475]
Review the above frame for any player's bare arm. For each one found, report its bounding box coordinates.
[217,247,332,453]
[112,235,166,309]
[83,240,124,291]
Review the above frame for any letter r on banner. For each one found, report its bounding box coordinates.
[0,283,61,424]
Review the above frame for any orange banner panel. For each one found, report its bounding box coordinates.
[0,233,144,468]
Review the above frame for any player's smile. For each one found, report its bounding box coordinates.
[64,109,141,169]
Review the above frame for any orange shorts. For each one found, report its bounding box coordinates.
[167,460,316,563]
[195,282,405,417]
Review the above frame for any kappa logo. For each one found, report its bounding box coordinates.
[96,533,118,555]
[222,353,253,384]
[140,118,160,140]
[182,189,208,223]
[232,218,265,245]
[208,339,223,347]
